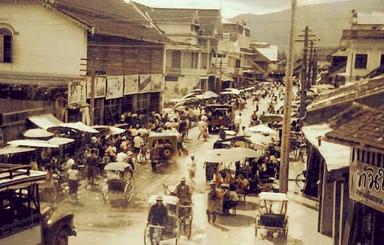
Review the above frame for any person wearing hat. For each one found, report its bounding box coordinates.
[147,195,169,243]
[174,177,192,205]
[206,180,224,223]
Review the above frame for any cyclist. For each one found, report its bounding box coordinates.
[147,195,169,245]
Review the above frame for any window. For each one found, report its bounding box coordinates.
[235,59,241,68]
[191,52,198,69]
[0,28,12,63]
[380,54,384,67]
[354,54,368,69]
[171,51,181,68]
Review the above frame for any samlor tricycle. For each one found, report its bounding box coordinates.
[255,192,288,239]
[101,162,135,204]
[144,195,180,245]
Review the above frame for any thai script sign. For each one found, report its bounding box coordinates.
[350,163,384,212]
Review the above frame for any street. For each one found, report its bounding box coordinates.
[51,96,334,245]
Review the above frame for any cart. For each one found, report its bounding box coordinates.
[144,195,180,245]
[101,162,135,204]
[255,192,289,239]
[147,132,178,171]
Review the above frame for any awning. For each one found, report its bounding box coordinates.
[59,122,99,134]
[92,126,125,135]
[8,139,59,148]
[28,114,64,129]
[0,146,36,155]
[302,124,350,171]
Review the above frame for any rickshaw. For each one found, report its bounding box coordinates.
[101,162,135,204]
[144,195,181,245]
[255,192,289,239]
[147,132,178,171]
[162,183,193,240]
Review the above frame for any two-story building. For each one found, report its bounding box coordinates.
[0,0,168,144]
[133,2,223,99]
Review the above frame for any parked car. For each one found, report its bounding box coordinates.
[0,164,76,245]
[205,104,234,133]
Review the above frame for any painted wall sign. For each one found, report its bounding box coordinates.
[106,76,124,99]
[124,75,139,95]
[87,76,106,98]
[68,80,86,105]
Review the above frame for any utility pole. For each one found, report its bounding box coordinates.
[279,0,297,193]
[300,26,309,119]
[312,48,318,85]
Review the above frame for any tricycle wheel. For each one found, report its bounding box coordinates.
[144,226,150,245]
[183,217,192,239]
[53,227,68,245]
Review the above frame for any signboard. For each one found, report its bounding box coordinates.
[124,75,139,95]
[68,80,86,105]
[350,163,384,212]
[151,74,164,91]
[106,76,124,100]
[139,74,151,92]
[87,76,106,98]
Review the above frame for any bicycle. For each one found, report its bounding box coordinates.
[179,204,193,240]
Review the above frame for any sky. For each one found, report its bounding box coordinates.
[129,0,349,18]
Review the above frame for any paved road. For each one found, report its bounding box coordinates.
[54,89,332,245]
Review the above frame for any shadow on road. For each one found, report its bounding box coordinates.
[216,214,254,227]
[236,201,258,211]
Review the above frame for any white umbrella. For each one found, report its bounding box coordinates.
[59,122,99,134]
[0,146,36,155]
[8,139,59,148]
[248,124,277,135]
[249,134,272,148]
[47,137,74,146]
[224,88,241,95]
[23,128,54,138]
[93,125,125,135]
[104,162,130,172]
[201,149,240,163]
[200,91,219,99]
[230,147,261,158]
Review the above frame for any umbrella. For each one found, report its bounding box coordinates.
[8,139,59,148]
[169,98,182,103]
[248,124,277,135]
[104,162,130,172]
[181,93,196,100]
[249,134,272,148]
[230,147,261,158]
[93,125,125,135]
[60,122,99,134]
[197,91,219,99]
[201,149,240,163]
[192,88,203,93]
[259,114,283,123]
[0,146,36,155]
[47,137,74,146]
[23,128,54,138]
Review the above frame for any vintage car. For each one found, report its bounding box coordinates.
[205,104,234,133]
[0,164,76,245]
[147,132,178,171]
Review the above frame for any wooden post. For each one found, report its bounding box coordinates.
[279,0,297,193]
[300,26,309,119]
[89,58,96,126]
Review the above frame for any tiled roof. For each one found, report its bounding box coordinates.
[50,0,169,43]
[133,2,221,36]
[307,76,384,112]
[325,103,384,151]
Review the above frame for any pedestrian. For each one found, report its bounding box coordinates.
[67,164,79,196]
[86,149,98,187]
[187,155,197,186]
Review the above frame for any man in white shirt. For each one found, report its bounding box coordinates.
[234,113,242,132]
[133,133,144,154]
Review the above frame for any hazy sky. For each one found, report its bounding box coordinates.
[130,0,349,18]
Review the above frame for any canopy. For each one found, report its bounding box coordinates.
[230,147,261,159]
[196,91,219,99]
[0,168,47,191]
[224,88,241,95]
[23,128,54,138]
[58,122,99,134]
[249,134,272,148]
[28,114,64,129]
[259,114,283,123]
[92,125,125,135]
[47,137,74,146]
[0,146,36,155]
[259,192,288,201]
[302,124,350,171]
[8,139,59,148]
[248,124,277,135]
[104,162,130,172]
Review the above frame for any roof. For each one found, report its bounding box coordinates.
[308,76,384,112]
[49,0,169,43]
[0,164,46,191]
[259,192,288,201]
[133,2,221,36]
[255,45,278,62]
[325,104,384,152]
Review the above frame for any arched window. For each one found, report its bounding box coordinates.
[0,28,12,63]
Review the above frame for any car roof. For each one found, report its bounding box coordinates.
[0,164,46,191]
